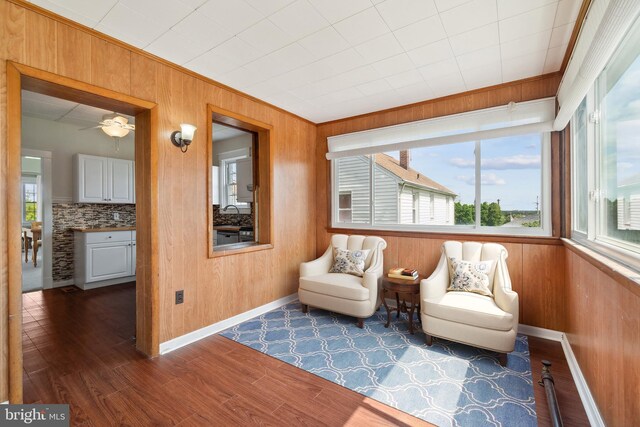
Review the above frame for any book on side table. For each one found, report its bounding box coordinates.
[388,267,419,281]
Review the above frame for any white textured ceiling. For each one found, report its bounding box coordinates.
[22,90,135,127]
[27,0,581,123]
[213,123,249,141]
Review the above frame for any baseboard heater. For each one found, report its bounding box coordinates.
[539,360,563,427]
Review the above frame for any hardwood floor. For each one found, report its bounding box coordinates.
[22,284,588,426]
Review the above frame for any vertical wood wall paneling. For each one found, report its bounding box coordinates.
[565,248,640,426]
[316,74,565,331]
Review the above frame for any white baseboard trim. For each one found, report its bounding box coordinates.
[560,335,605,427]
[159,293,299,355]
[520,324,603,427]
[1,401,8,405]
[518,324,564,342]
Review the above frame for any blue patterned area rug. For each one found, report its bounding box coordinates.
[220,302,537,427]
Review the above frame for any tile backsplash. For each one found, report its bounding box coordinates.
[212,205,253,227]
[53,203,136,283]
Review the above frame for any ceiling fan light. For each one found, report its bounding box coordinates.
[102,125,130,138]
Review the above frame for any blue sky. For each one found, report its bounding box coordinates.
[386,133,542,211]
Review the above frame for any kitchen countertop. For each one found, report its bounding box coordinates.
[213,225,241,232]
[71,226,136,233]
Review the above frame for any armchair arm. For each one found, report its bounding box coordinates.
[300,246,333,277]
[492,252,519,323]
[362,242,385,306]
[421,254,449,300]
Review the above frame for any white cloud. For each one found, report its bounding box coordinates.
[481,173,506,185]
[456,173,505,185]
[450,155,540,169]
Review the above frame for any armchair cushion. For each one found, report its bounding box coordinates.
[447,257,494,297]
[329,248,370,277]
[424,292,513,331]
[299,273,369,301]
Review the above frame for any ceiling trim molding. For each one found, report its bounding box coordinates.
[317,72,561,127]
[560,0,593,74]
[6,0,317,127]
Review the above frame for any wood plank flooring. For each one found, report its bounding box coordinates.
[22,283,588,426]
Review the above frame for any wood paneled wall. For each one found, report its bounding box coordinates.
[565,245,640,426]
[315,73,566,332]
[0,0,317,402]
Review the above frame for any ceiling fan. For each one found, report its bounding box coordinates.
[81,113,135,138]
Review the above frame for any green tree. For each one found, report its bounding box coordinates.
[481,202,507,226]
[454,202,474,225]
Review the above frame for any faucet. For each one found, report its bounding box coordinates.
[222,204,240,214]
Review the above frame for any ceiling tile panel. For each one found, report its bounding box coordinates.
[244,0,295,15]
[198,0,264,35]
[434,0,472,13]
[146,30,212,65]
[554,0,582,27]
[460,61,502,90]
[407,39,454,68]
[357,79,394,96]
[238,19,295,53]
[449,23,499,56]
[171,10,234,49]
[372,53,415,77]
[501,49,547,82]
[298,27,351,60]
[308,0,373,24]
[394,14,447,51]
[499,3,558,41]
[419,58,459,80]
[96,3,164,47]
[269,0,329,39]
[354,33,404,63]
[543,43,568,73]
[500,30,552,61]
[497,0,557,20]
[334,7,390,46]
[456,45,501,71]
[375,0,438,31]
[248,43,315,79]
[119,0,194,29]
[427,72,466,97]
[549,22,574,48]
[440,0,498,36]
[385,69,425,89]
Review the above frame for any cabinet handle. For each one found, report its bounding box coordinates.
[108,236,112,239]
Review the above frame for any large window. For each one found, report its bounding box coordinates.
[571,19,640,262]
[332,134,551,235]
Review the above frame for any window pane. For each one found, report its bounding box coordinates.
[335,156,371,224]
[598,25,640,249]
[338,192,351,209]
[379,143,474,226]
[480,134,542,228]
[573,97,589,233]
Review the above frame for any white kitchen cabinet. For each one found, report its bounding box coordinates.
[74,154,134,204]
[236,157,253,203]
[74,230,136,289]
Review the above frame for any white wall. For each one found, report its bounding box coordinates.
[21,157,41,174]
[212,134,252,166]
[21,115,135,202]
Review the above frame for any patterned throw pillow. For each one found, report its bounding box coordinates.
[329,248,370,277]
[447,257,494,297]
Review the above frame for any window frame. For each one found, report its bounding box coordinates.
[218,148,250,214]
[338,191,353,223]
[21,175,39,226]
[330,133,552,237]
[570,18,640,269]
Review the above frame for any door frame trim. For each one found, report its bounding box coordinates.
[6,61,159,403]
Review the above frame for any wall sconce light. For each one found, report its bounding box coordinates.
[171,124,197,153]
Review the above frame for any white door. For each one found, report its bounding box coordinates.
[77,155,107,203]
[86,242,131,283]
[109,159,134,203]
[236,158,253,203]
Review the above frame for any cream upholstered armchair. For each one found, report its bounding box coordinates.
[299,234,387,328]
[421,241,519,365]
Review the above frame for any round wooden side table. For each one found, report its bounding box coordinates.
[380,276,422,334]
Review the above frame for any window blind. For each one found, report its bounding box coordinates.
[326,98,556,160]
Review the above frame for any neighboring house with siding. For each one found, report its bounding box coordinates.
[336,152,457,225]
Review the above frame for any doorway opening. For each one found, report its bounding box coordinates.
[7,62,158,403]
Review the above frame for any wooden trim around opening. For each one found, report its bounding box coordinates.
[6,61,159,403]
[207,105,274,258]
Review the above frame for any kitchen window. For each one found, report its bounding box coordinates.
[219,149,250,213]
[571,17,640,266]
[22,176,39,224]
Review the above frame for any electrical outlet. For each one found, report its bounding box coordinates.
[175,290,184,304]
[113,212,120,220]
